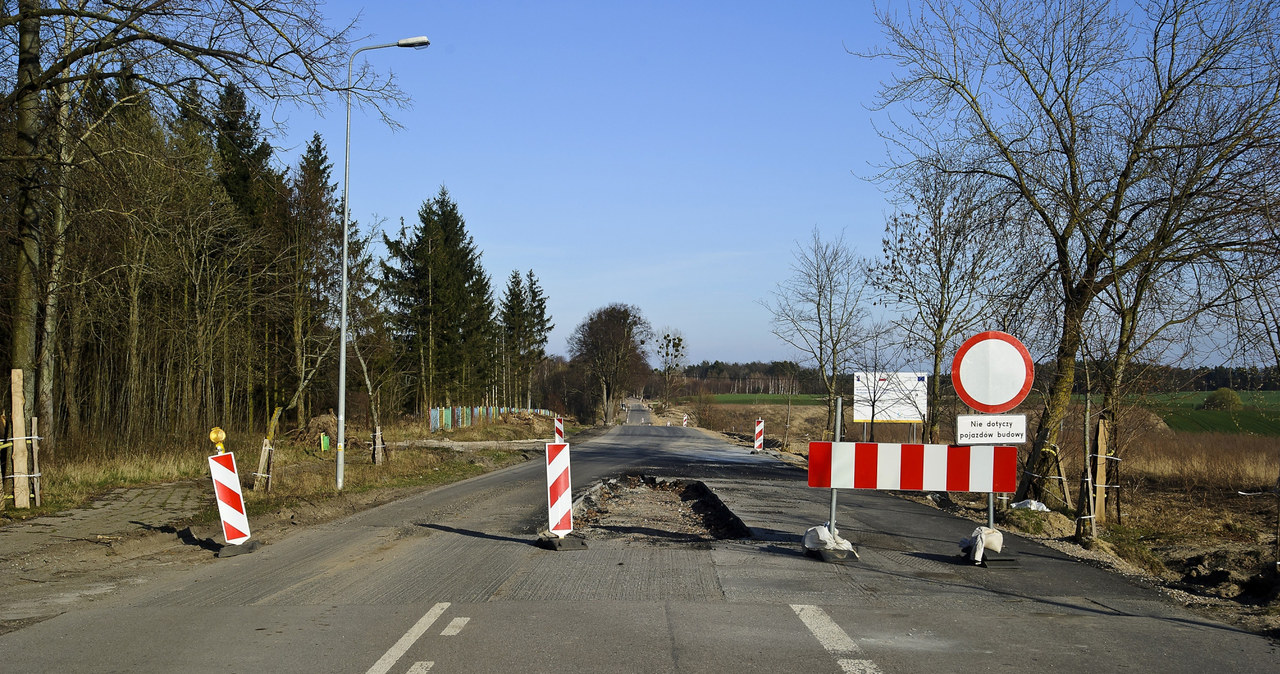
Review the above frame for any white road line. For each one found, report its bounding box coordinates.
[838,658,882,674]
[365,602,451,674]
[406,663,434,674]
[791,604,883,674]
[441,617,470,636]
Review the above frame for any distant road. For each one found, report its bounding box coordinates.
[622,396,651,425]
[1,426,1275,672]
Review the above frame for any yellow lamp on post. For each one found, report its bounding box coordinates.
[209,427,226,454]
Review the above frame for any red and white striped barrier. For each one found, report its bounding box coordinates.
[554,417,564,443]
[808,442,1017,493]
[754,418,764,451]
[208,452,251,544]
[545,443,573,537]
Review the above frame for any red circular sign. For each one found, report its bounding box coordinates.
[951,331,1034,414]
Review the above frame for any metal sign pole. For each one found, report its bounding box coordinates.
[829,397,842,532]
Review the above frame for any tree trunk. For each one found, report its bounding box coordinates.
[926,336,944,444]
[293,298,307,425]
[12,2,43,424]
[525,369,533,411]
[39,78,74,451]
[601,377,610,424]
[125,262,143,438]
[1015,292,1089,504]
[62,282,84,438]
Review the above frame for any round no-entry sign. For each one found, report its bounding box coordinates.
[951,331,1034,414]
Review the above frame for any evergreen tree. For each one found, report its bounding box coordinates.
[283,132,342,425]
[499,270,553,409]
[214,83,275,223]
[382,186,493,411]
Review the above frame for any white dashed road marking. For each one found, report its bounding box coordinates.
[365,602,451,674]
[405,662,434,674]
[791,604,883,674]
[441,617,470,636]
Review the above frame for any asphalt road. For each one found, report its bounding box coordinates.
[1,424,1276,673]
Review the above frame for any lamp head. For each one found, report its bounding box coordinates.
[397,36,431,49]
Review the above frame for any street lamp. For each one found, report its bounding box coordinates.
[338,35,430,490]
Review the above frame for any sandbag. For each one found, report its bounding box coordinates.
[803,523,854,552]
[959,526,1004,563]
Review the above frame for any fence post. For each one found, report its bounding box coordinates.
[254,438,274,492]
[10,369,29,509]
[372,426,386,464]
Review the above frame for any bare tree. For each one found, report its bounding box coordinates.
[868,0,1280,504]
[568,304,653,425]
[872,165,1028,442]
[1231,247,1280,372]
[844,319,909,442]
[762,228,870,433]
[656,329,687,410]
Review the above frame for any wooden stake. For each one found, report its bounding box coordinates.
[10,369,29,509]
[1094,418,1110,526]
[1075,461,1096,539]
[254,438,273,492]
[372,426,385,465]
[1051,446,1074,510]
[266,406,282,441]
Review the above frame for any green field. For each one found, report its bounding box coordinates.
[1134,390,1280,409]
[1130,391,1280,435]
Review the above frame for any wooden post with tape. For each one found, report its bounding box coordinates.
[10,369,29,509]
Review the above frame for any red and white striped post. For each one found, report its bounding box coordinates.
[754,418,764,451]
[554,417,564,444]
[208,450,251,545]
[545,443,573,537]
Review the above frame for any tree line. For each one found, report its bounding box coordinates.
[0,2,557,454]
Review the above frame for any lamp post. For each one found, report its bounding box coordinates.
[338,35,430,490]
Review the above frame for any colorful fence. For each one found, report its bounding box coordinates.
[428,406,555,433]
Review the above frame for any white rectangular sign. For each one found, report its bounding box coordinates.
[851,372,927,423]
[956,414,1026,445]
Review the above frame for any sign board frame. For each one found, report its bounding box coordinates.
[851,372,927,423]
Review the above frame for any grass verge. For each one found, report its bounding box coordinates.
[1,418,555,525]
[1101,524,1170,575]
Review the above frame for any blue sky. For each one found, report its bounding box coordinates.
[274,2,895,364]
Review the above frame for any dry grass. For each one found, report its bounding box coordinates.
[237,440,538,518]
[16,434,214,516]
[2,419,551,524]
[1122,431,1279,492]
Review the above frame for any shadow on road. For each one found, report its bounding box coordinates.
[417,522,540,547]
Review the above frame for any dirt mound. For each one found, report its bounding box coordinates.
[578,475,749,544]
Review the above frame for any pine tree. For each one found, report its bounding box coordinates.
[499,270,553,409]
[382,186,494,411]
[522,270,553,408]
[283,133,342,425]
[499,270,530,407]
